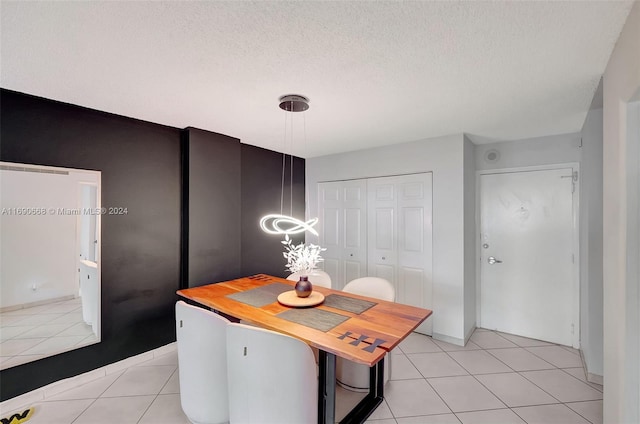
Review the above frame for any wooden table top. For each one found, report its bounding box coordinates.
[177,274,432,366]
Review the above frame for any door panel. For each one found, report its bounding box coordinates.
[397,177,433,335]
[368,173,433,335]
[402,207,424,252]
[373,264,395,283]
[323,208,340,247]
[344,209,362,248]
[323,259,339,285]
[374,208,395,251]
[401,182,425,200]
[340,180,367,289]
[344,261,363,286]
[480,168,576,346]
[399,267,424,307]
[375,184,395,201]
[318,180,367,289]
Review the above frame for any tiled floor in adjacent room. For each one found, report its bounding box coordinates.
[0,298,98,370]
[1,328,602,424]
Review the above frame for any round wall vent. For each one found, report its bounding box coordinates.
[484,149,501,163]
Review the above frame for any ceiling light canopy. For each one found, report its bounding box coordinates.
[278,94,309,112]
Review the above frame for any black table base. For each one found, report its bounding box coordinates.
[318,351,385,424]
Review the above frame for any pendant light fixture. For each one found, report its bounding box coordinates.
[259,95,319,236]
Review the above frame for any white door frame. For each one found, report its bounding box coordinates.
[475,162,581,348]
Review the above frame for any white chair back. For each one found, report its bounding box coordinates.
[176,301,230,424]
[287,269,332,288]
[342,277,395,301]
[337,277,395,392]
[226,323,317,424]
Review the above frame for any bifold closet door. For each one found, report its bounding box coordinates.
[367,173,433,335]
[318,180,367,290]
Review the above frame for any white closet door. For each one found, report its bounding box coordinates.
[318,180,367,289]
[318,182,341,288]
[342,181,367,289]
[368,173,433,335]
[367,180,397,283]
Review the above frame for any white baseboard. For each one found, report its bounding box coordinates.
[0,342,177,415]
[587,371,604,385]
[464,325,476,345]
[578,347,604,385]
[0,295,76,313]
[432,332,465,347]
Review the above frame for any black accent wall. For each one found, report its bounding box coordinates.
[241,145,305,276]
[0,89,305,400]
[182,127,241,287]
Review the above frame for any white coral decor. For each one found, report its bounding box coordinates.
[282,234,326,275]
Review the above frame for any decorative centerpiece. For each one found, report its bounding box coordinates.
[282,235,326,298]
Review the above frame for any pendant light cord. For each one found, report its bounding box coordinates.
[280,108,287,216]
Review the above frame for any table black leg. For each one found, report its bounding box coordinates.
[318,350,336,424]
[339,357,385,424]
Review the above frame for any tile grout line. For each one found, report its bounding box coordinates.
[394,347,459,420]
[558,367,604,393]
[477,334,570,406]
[466,334,574,409]
[68,368,126,424]
[564,401,600,424]
[470,331,584,423]
[431,329,600,421]
[136,365,179,423]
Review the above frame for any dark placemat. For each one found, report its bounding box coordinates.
[260,283,293,296]
[277,308,350,332]
[227,289,275,307]
[323,294,377,314]
[227,283,291,307]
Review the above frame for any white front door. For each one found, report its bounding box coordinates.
[368,173,433,335]
[479,167,578,346]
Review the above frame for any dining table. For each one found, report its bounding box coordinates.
[176,274,432,424]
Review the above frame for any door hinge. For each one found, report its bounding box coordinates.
[572,254,575,263]
[571,323,575,334]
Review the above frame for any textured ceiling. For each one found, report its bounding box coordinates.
[0,1,633,158]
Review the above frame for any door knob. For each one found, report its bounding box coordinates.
[487,256,502,265]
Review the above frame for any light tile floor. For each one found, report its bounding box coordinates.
[0,298,98,370]
[1,328,603,424]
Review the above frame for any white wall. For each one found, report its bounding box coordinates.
[463,135,476,340]
[580,106,604,380]
[0,166,99,308]
[307,134,468,343]
[602,2,640,422]
[474,132,581,171]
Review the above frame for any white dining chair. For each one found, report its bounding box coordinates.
[336,277,395,392]
[176,301,230,424]
[226,323,318,424]
[287,269,332,288]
